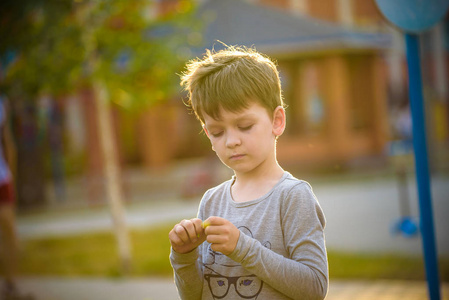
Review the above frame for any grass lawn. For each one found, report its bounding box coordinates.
[4,223,448,281]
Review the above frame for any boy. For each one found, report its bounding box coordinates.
[169,46,328,300]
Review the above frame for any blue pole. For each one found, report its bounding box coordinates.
[405,33,441,300]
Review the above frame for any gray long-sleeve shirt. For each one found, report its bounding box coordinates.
[170,171,328,300]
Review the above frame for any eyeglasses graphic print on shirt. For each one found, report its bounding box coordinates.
[204,273,263,299]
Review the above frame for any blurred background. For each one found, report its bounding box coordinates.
[0,0,448,299]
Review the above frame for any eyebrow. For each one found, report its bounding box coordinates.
[205,114,256,130]
[208,112,258,123]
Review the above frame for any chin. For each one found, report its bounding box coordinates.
[231,165,257,175]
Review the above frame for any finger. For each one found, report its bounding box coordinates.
[206,234,229,245]
[208,236,234,256]
[169,228,185,246]
[191,218,205,237]
[169,225,188,245]
[180,219,198,242]
[204,221,235,238]
[203,216,226,228]
[210,243,226,253]
[207,230,239,256]
[174,223,191,244]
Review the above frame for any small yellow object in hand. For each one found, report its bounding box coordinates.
[202,220,211,229]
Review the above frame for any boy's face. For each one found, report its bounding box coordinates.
[203,102,285,176]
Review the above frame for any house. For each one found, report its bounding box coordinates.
[136,0,392,169]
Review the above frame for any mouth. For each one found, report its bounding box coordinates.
[229,154,245,160]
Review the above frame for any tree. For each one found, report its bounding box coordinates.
[1,0,201,273]
[1,0,84,208]
[78,0,199,273]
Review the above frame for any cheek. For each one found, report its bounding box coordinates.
[251,128,274,145]
[209,137,220,146]
[210,139,223,154]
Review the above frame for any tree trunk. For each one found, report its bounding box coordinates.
[11,99,46,210]
[94,82,132,273]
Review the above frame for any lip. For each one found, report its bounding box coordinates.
[229,154,245,160]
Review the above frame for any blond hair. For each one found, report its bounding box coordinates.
[180,45,284,124]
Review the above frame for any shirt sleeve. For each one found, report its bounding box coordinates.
[227,182,328,300]
[169,247,203,300]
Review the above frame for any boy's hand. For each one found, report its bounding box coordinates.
[169,218,206,254]
[203,216,240,256]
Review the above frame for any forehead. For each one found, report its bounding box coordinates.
[203,102,270,125]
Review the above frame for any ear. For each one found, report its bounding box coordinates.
[272,106,286,137]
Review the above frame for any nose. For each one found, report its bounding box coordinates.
[225,130,241,148]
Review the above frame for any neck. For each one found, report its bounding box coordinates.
[234,160,284,185]
[231,162,284,203]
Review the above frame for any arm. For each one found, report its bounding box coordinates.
[169,213,207,299]
[169,247,203,300]
[228,184,328,300]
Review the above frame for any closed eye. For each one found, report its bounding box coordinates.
[211,131,223,138]
[239,125,253,131]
